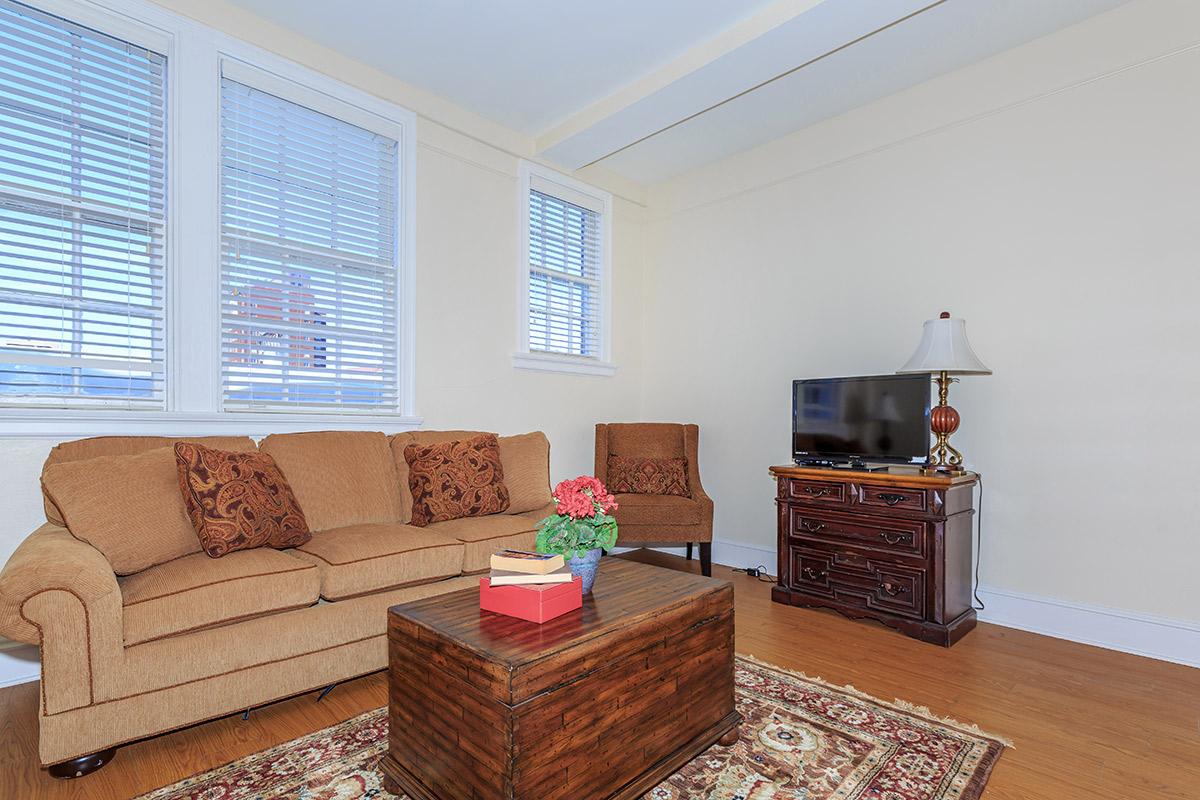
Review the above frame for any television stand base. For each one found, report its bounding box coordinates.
[794,460,889,472]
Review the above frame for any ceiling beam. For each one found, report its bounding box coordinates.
[536,0,941,171]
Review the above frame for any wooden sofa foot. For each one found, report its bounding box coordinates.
[699,542,712,577]
[686,542,693,560]
[48,748,116,779]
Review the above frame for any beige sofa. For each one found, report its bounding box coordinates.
[0,429,554,773]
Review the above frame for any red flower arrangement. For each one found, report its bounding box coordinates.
[535,476,620,558]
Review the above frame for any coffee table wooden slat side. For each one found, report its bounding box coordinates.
[383,559,740,800]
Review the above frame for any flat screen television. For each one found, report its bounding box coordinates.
[793,374,931,466]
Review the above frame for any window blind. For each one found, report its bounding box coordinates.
[0,0,166,407]
[220,77,400,411]
[527,186,602,358]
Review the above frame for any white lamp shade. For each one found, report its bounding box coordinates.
[898,314,992,375]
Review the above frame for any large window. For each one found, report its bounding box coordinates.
[0,0,166,407]
[515,162,613,376]
[219,77,400,412]
[0,0,417,434]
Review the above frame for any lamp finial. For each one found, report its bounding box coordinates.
[939,311,951,319]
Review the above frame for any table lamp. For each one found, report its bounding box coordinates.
[897,311,991,473]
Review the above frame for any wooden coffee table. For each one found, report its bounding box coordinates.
[382,558,740,800]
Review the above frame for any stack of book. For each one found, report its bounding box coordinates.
[479,550,582,624]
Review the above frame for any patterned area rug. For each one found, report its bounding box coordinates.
[137,657,1008,800]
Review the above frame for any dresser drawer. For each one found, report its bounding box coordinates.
[855,483,928,513]
[788,549,833,595]
[788,544,927,621]
[788,508,926,559]
[784,478,848,506]
[868,563,926,620]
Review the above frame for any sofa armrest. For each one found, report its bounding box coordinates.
[0,524,122,714]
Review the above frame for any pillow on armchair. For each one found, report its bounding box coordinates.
[606,456,690,497]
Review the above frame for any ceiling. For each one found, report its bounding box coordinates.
[226,0,1131,184]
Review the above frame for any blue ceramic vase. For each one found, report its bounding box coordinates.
[567,548,603,594]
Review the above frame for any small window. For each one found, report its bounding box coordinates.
[219,76,401,412]
[0,0,167,407]
[515,162,613,376]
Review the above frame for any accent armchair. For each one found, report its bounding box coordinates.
[594,423,714,576]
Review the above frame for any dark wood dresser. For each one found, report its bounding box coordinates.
[769,465,978,646]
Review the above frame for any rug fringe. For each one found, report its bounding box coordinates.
[736,653,1014,748]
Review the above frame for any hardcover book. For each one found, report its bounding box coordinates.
[489,549,565,574]
[487,566,574,586]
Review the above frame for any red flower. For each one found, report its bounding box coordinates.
[551,475,618,520]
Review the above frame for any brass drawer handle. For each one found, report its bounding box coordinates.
[879,531,912,545]
[800,520,826,533]
[803,567,825,581]
[803,486,833,497]
[876,492,908,506]
[880,581,909,597]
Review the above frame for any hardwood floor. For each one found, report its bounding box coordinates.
[1,549,1197,799]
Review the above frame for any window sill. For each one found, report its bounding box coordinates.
[0,409,425,439]
[512,351,617,377]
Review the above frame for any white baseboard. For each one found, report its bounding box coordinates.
[0,641,39,688]
[975,585,1200,669]
[622,541,1200,669]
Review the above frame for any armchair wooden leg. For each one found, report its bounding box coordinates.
[699,542,712,577]
[686,542,693,561]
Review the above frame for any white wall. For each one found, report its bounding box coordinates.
[641,0,1200,625]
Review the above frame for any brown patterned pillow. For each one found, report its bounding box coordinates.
[607,456,690,497]
[174,442,311,558]
[404,434,510,527]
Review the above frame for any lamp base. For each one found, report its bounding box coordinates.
[927,372,967,471]
[920,464,967,477]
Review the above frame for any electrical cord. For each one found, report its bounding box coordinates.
[973,474,986,610]
[733,564,776,583]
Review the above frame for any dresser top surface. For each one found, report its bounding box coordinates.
[769,464,978,487]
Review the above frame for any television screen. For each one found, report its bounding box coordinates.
[793,374,931,464]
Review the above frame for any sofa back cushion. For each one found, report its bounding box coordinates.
[41,447,201,575]
[41,436,256,525]
[404,434,510,527]
[498,432,552,513]
[174,442,312,557]
[259,431,402,531]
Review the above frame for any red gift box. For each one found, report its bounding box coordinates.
[479,575,583,624]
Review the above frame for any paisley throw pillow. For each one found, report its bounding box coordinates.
[174,442,311,558]
[404,434,510,527]
[607,456,690,497]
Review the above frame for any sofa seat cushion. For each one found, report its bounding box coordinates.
[290,523,465,601]
[431,514,541,573]
[119,549,320,646]
[613,494,703,527]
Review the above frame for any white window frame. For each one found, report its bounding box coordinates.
[0,0,419,437]
[513,160,615,377]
